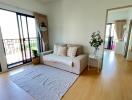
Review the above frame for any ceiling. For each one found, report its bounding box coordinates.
[40,0,59,4]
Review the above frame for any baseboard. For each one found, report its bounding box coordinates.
[8,62,31,71]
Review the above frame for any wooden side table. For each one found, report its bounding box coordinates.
[88,54,101,72]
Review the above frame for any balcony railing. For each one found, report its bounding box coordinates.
[3,38,38,65]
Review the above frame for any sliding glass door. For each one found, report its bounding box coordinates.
[0,9,39,68]
[17,14,39,63]
[0,9,23,67]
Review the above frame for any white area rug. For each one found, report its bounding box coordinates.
[10,65,79,100]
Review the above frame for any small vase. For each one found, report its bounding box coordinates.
[94,47,98,56]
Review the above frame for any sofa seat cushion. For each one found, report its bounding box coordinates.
[43,54,73,67]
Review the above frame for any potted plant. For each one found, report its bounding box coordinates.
[32,50,40,65]
[89,31,103,55]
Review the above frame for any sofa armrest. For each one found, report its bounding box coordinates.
[73,54,88,74]
[40,50,53,55]
[74,54,87,61]
[40,50,53,63]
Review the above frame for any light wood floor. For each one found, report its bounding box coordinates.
[0,50,132,100]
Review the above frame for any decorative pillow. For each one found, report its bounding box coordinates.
[67,47,78,57]
[57,46,67,56]
[67,44,83,56]
[53,44,66,55]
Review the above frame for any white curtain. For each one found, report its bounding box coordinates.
[115,20,126,41]
[0,27,8,72]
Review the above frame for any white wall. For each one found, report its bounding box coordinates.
[107,8,130,23]
[0,0,47,72]
[115,41,125,55]
[0,0,48,14]
[46,0,132,56]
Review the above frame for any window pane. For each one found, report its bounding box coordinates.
[0,9,23,65]
[27,17,37,38]
[27,17,38,54]
[21,16,28,38]
[0,10,19,39]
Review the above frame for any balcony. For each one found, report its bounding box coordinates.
[3,38,38,67]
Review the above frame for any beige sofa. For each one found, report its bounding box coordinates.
[40,44,88,74]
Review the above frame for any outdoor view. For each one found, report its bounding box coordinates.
[0,9,38,67]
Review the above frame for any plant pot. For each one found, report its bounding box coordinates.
[94,47,99,56]
[32,57,40,65]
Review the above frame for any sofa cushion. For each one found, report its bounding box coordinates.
[67,44,83,56]
[67,46,78,57]
[43,54,73,66]
[53,44,67,55]
[57,46,67,56]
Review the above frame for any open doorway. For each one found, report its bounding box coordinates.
[104,7,132,61]
[105,23,118,50]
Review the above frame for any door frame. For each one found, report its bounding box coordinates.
[17,13,33,63]
[124,20,132,57]
[102,5,132,71]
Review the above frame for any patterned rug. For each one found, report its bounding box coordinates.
[10,65,79,100]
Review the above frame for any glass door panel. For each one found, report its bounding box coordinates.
[27,17,39,56]
[17,15,26,62]
[0,9,23,67]
[0,9,39,68]
[17,14,39,62]
[17,14,31,62]
[21,15,31,60]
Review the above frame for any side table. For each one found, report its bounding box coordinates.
[88,54,101,72]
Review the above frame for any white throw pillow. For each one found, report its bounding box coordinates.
[57,46,67,56]
[53,44,67,55]
[67,47,78,57]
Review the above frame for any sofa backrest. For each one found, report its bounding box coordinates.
[54,43,84,56]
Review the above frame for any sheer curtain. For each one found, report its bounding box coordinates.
[115,20,126,41]
[0,27,8,72]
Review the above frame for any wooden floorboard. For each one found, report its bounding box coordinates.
[0,50,132,100]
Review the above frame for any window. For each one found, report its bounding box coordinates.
[0,9,40,68]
